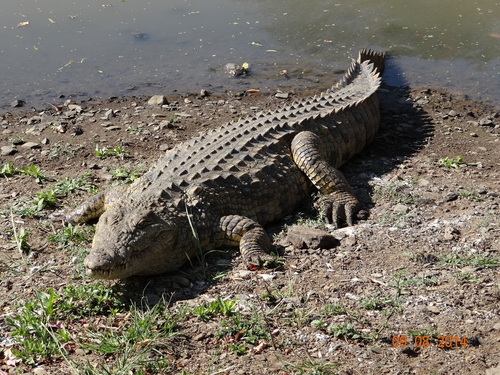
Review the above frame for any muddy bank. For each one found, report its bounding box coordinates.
[0,84,499,374]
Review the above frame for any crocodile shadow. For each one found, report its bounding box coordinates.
[341,54,434,211]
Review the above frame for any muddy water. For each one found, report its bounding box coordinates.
[1,0,498,109]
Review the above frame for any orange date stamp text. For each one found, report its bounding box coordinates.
[392,335,467,348]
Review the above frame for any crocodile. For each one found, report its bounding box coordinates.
[66,49,386,279]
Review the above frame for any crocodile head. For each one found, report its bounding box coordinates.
[83,202,185,279]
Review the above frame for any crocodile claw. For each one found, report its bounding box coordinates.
[318,193,363,228]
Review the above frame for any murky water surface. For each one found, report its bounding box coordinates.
[1,0,498,108]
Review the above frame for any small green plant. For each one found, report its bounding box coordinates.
[19,164,48,183]
[53,173,96,195]
[458,189,484,201]
[167,116,181,124]
[1,161,19,177]
[5,284,125,365]
[126,126,148,135]
[57,283,124,318]
[438,156,463,169]
[48,142,81,160]
[407,327,439,341]
[372,179,421,206]
[438,156,479,169]
[110,163,146,183]
[34,190,58,210]
[5,289,71,364]
[322,302,347,316]
[48,223,92,248]
[437,253,500,268]
[95,144,130,159]
[82,300,178,356]
[359,291,400,311]
[10,135,24,145]
[193,296,237,322]
[11,215,31,254]
[454,272,480,283]
[476,211,499,228]
[326,322,363,340]
[216,309,271,355]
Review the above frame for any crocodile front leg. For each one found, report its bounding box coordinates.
[291,131,362,228]
[214,215,275,269]
[64,184,129,224]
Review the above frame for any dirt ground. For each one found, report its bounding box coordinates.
[0,79,499,375]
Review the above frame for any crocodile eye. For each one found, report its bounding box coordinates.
[136,218,150,229]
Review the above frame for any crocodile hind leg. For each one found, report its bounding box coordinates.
[214,215,275,269]
[291,131,363,228]
[63,184,129,224]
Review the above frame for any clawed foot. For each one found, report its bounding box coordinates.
[317,192,364,228]
[244,252,280,270]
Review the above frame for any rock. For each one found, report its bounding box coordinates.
[479,118,494,126]
[224,63,248,76]
[11,99,24,108]
[230,270,253,280]
[25,124,48,136]
[443,226,459,240]
[53,124,67,133]
[103,109,115,119]
[147,95,168,106]
[68,104,82,112]
[27,115,43,125]
[283,226,339,249]
[1,145,17,156]
[33,367,47,375]
[443,192,458,202]
[260,274,276,281]
[63,110,77,119]
[393,203,409,214]
[427,305,440,314]
[21,142,40,149]
[448,110,458,117]
[11,137,24,146]
[200,89,210,98]
[275,92,289,99]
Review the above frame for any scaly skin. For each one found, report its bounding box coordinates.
[65,49,386,279]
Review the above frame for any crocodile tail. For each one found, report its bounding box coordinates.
[357,48,386,75]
